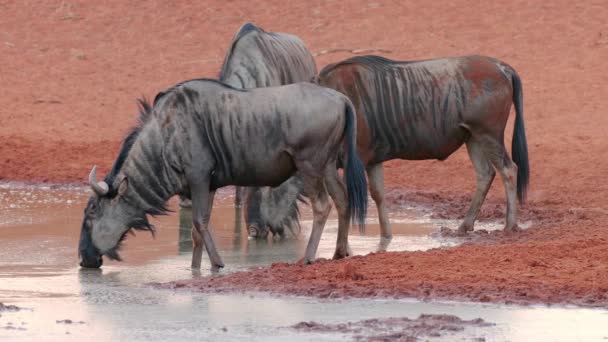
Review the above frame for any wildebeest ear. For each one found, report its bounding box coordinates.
[117,175,128,196]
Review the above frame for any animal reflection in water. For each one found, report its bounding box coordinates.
[177,205,306,266]
[178,204,244,254]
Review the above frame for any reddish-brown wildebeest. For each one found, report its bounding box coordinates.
[246,55,529,253]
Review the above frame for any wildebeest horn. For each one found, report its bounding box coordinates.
[89,165,109,196]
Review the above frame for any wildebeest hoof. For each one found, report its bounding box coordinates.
[332,249,350,260]
[456,227,470,237]
[378,236,392,251]
[504,225,521,233]
[457,223,474,236]
[79,257,103,269]
[296,257,314,265]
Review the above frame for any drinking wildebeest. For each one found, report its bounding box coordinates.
[245,55,529,243]
[179,22,317,212]
[78,78,367,270]
[245,176,306,239]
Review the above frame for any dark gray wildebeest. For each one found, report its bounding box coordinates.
[78,78,367,270]
[178,22,317,212]
[245,55,529,245]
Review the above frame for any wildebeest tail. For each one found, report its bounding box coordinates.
[343,101,368,225]
[510,69,529,204]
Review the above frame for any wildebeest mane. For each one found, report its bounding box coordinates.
[218,22,263,80]
[105,78,245,200]
[319,55,418,76]
[104,97,154,192]
[154,78,245,107]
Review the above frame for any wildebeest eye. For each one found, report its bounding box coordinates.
[86,201,98,214]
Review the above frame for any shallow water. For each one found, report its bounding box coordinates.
[0,184,606,341]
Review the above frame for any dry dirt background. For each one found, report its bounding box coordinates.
[2,0,608,306]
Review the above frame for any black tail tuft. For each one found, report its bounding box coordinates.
[511,70,530,204]
[343,102,368,225]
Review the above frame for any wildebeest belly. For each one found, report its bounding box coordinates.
[210,137,297,189]
[230,151,296,187]
[365,106,470,164]
[205,83,346,189]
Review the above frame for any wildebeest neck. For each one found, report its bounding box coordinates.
[119,123,178,216]
[107,98,181,217]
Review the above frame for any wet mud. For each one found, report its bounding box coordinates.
[291,314,494,341]
[162,193,608,308]
[0,303,21,312]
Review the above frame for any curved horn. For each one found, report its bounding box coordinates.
[89,165,109,196]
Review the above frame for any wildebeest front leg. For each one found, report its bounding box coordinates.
[458,139,496,235]
[302,176,331,264]
[234,186,243,208]
[324,165,352,259]
[366,163,392,250]
[191,184,224,270]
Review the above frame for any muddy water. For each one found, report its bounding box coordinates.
[1,184,607,341]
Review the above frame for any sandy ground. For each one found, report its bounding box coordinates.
[2,0,608,306]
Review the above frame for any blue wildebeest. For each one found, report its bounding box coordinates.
[245,55,529,244]
[78,79,367,270]
[179,22,317,212]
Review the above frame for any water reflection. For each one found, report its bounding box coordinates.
[178,208,193,254]
[178,205,246,255]
[3,185,608,342]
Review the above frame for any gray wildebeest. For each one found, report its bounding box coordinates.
[78,78,367,270]
[178,22,317,210]
[245,55,529,246]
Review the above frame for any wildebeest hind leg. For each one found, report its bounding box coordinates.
[366,163,392,250]
[191,185,224,269]
[458,138,496,235]
[484,139,520,232]
[301,174,331,265]
[324,165,352,259]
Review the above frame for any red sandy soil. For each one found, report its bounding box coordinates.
[2,1,608,306]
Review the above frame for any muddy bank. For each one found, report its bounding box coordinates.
[161,198,608,308]
[291,314,493,341]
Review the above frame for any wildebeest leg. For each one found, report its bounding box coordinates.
[458,139,496,235]
[233,186,243,245]
[366,163,392,250]
[191,184,224,270]
[234,186,243,208]
[484,139,520,232]
[191,223,204,269]
[324,165,351,259]
[301,173,331,264]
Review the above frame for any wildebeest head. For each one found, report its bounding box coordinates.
[79,166,154,268]
[79,98,173,268]
[244,177,306,239]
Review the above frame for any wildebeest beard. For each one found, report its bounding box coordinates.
[104,215,156,261]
